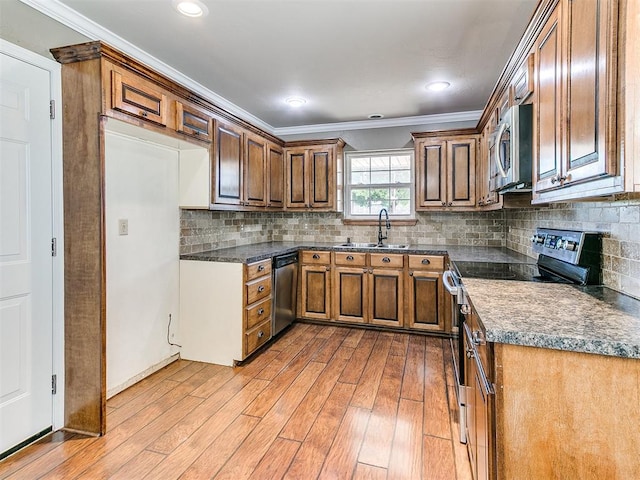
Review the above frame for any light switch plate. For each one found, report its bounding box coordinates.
[118,219,128,236]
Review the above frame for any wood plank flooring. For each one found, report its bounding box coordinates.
[0,323,472,480]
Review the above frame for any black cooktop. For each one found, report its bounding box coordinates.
[454,261,548,282]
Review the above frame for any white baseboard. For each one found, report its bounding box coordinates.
[106,353,180,399]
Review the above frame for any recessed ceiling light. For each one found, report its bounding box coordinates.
[172,0,208,17]
[426,81,451,92]
[368,114,384,119]
[285,97,307,108]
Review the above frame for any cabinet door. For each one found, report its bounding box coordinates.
[110,70,167,125]
[534,5,563,193]
[300,264,331,320]
[512,53,534,105]
[175,101,212,141]
[267,143,285,208]
[244,133,267,207]
[407,270,444,331]
[448,139,476,207]
[213,121,243,205]
[333,267,368,323]
[370,268,403,327]
[416,140,447,208]
[309,147,334,209]
[563,0,617,184]
[286,148,308,209]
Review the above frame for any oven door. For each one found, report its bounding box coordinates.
[443,268,467,443]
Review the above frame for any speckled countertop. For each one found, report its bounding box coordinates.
[180,241,533,264]
[463,278,640,359]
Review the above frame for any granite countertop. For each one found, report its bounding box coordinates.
[463,278,640,359]
[180,241,533,264]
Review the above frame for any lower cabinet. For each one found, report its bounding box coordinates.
[179,258,272,366]
[333,266,368,323]
[300,251,332,320]
[406,254,449,332]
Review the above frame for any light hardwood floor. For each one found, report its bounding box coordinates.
[0,323,472,479]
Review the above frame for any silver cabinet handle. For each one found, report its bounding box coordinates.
[313,254,320,259]
[346,255,354,261]
[258,285,265,293]
[258,330,264,338]
[382,257,391,263]
[258,308,264,315]
[258,265,265,272]
[421,258,431,265]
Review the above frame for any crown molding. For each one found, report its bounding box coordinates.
[19,0,274,133]
[273,110,482,136]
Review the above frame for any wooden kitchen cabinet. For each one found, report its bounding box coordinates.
[244,132,268,207]
[477,120,501,209]
[406,254,448,332]
[213,120,244,206]
[511,52,534,105]
[180,258,273,365]
[332,252,404,327]
[110,69,168,126]
[300,251,332,320]
[533,0,619,198]
[284,139,345,210]
[413,131,477,210]
[267,142,285,208]
[175,100,212,141]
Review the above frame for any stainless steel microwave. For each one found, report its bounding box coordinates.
[489,103,533,192]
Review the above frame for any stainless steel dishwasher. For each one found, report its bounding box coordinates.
[272,252,298,336]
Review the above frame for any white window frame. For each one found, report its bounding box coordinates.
[343,148,415,220]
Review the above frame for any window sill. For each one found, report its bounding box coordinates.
[342,218,418,226]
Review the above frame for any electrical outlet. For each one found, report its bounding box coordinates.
[118,219,128,236]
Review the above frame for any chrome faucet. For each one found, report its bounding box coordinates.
[377,208,390,246]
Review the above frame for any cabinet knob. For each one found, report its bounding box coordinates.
[258,265,265,272]
[382,257,391,263]
[466,349,474,359]
[140,110,148,117]
[409,272,414,277]
[258,285,265,293]
[515,95,522,101]
[258,330,264,338]
[363,268,368,273]
[448,202,453,207]
[326,266,330,271]
[312,253,320,259]
[369,268,373,274]
[346,255,354,261]
[421,258,431,265]
[441,201,446,206]
[193,130,200,135]
[258,308,264,315]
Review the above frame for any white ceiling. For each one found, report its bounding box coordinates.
[11,0,538,132]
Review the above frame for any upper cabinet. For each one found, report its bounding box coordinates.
[284,140,345,211]
[213,121,244,206]
[533,0,618,198]
[266,142,285,208]
[413,131,478,210]
[110,69,168,126]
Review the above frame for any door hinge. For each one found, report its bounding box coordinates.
[51,237,57,257]
[49,100,55,120]
[52,374,57,395]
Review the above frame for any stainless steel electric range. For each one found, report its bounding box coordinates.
[444,228,604,445]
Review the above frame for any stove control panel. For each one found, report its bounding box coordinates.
[530,228,599,265]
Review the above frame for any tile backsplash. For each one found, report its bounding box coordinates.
[506,194,640,299]
[180,210,505,254]
[181,193,640,299]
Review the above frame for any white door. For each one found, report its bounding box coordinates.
[0,52,53,456]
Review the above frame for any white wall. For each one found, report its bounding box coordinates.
[104,127,181,395]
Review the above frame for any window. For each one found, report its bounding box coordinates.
[343,149,414,219]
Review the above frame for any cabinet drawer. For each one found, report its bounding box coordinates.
[301,251,331,264]
[245,319,271,356]
[246,276,271,304]
[246,297,272,330]
[176,101,212,141]
[408,255,444,271]
[245,259,272,281]
[370,253,404,268]
[334,252,367,267]
[110,70,167,125]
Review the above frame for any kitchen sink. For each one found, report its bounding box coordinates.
[334,243,409,249]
